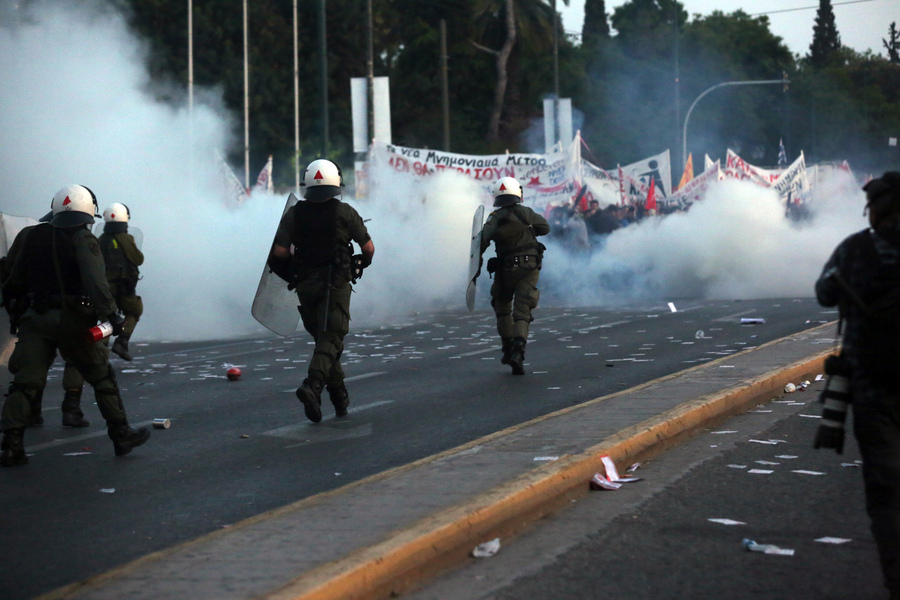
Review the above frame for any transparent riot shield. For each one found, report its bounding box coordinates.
[465,204,485,312]
[251,193,302,336]
[94,224,143,250]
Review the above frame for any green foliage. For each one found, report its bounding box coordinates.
[119,0,900,181]
[809,0,841,68]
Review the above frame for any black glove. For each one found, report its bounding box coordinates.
[267,253,297,288]
[351,254,371,283]
[3,296,28,335]
[108,312,125,337]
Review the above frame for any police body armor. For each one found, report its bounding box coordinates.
[291,199,352,283]
[20,224,84,311]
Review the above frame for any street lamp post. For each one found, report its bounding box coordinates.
[682,78,789,168]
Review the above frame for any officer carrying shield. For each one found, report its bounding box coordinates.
[1,185,150,466]
[479,177,550,374]
[267,159,374,423]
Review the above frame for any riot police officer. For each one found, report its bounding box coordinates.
[0,185,150,466]
[267,160,374,423]
[479,177,550,374]
[99,202,144,361]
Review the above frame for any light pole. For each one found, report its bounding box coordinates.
[682,77,789,168]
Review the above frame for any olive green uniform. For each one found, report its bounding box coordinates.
[1,225,127,431]
[98,227,143,337]
[480,203,550,344]
[63,226,144,388]
[274,199,370,388]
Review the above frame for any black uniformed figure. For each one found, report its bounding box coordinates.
[268,160,374,423]
[815,171,900,598]
[0,185,150,466]
[479,177,550,374]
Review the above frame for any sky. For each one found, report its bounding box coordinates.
[560,0,897,58]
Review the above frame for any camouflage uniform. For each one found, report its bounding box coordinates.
[480,203,550,373]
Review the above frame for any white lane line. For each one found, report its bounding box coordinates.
[458,347,498,357]
[712,310,758,322]
[281,371,387,393]
[344,371,388,382]
[26,420,156,453]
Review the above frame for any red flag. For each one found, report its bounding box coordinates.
[645,177,657,212]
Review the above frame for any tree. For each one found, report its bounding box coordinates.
[582,0,609,54]
[471,0,562,144]
[809,0,841,68]
[884,21,899,64]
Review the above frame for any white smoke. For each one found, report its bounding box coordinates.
[541,172,868,304]
[0,2,870,343]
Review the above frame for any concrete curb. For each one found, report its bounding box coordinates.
[35,324,836,600]
[259,346,833,600]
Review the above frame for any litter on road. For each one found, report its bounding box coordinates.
[472,538,501,558]
[743,539,795,556]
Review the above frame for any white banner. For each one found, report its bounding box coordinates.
[253,155,273,193]
[581,160,620,208]
[721,149,783,186]
[370,137,581,209]
[772,151,810,205]
[668,161,722,208]
[619,150,672,200]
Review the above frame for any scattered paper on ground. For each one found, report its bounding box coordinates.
[815,537,851,544]
[472,538,501,558]
[709,518,746,525]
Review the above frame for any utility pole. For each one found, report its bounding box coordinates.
[243,0,250,190]
[293,0,300,193]
[319,0,329,155]
[552,0,560,147]
[441,19,450,151]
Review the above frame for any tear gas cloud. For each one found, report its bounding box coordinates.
[540,172,868,305]
[0,2,869,343]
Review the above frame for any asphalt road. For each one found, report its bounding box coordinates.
[409,383,884,600]
[0,297,837,599]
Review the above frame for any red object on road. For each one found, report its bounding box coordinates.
[226,367,242,381]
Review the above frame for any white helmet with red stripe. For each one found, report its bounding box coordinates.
[492,177,523,207]
[301,159,343,202]
[50,184,99,227]
[103,202,130,223]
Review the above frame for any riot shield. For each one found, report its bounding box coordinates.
[251,193,301,336]
[465,205,485,312]
[93,224,144,250]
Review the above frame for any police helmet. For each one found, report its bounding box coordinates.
[492,177,523,207]
[103,202,130,223]
[50,185,99,227]
[301,159,343,203]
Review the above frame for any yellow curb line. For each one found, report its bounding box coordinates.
[36,324,836,600]
[260,346,833,600]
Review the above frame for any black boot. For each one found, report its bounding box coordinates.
[62,388,90,428]
[500,338,514,365]
[107,420,151,456]
[326,383,350,418]
[296,377,324,423]
[27,391,44,427]
[1,428,28,467]
[111,333,133,361]
[508,337,527,375]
